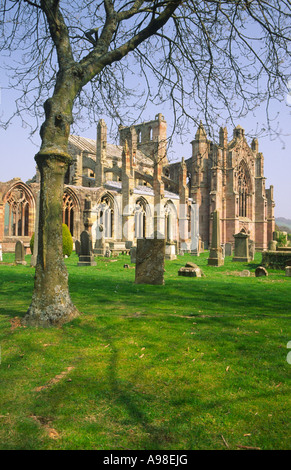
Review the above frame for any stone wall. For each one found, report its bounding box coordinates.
[261,251,291,270]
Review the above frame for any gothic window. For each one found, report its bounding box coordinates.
[237,163,249,218]
[4,188,30,237]
[164,201,176,241]
[134,199,146,239]
[99,195,113,238]
[63,193,75,235]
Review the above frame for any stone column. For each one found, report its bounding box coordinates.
[190,203,200,255]
[208,210,224,266]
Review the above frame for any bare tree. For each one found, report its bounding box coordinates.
[0,0,290,326]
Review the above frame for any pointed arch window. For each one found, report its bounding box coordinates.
[98,195,113,239]
[4,188,31,237]
[237,163,249,218]
[164,201,177,241]
[134,199,146,239]
[63,193,75,235]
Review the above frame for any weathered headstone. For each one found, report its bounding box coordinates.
[130,246,137,263]
[185,262,198,269]
[178,266,201,277]
[225,243,232,257]
[94,224,106,256]
[255,266,268,277]
[240,270,250,277]
[75,240,81,256]
[135,238,165,285]
[208,210,224,266]
[233,229,251,262]
[285,266,291,277]
[77,230,97,266]
[221,244,225,259]
[249,239,255,261]
[15,240,26,265]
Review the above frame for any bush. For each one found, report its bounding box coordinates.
[62,223,73,257]
[30,224,73,257]
[30,232,35,253]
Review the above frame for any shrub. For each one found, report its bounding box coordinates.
[30,232,35,253]
[62,223,73,257]
[277,232,287,247]
[30,224,73,257]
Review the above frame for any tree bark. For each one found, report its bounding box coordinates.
[23,82,80,327]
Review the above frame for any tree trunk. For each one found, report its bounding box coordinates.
[23,85,80,327]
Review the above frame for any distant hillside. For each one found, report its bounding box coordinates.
[276,217,291,233]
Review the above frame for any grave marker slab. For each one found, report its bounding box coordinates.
[15,240,26,265]
[135,238,165,285]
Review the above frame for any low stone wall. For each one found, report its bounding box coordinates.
[261,251,291,270]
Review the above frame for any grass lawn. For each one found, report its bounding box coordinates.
[0,250,290,450]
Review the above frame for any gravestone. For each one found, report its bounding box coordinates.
[75,240,81,256]
[255,266,268,277]
[94,224,106,256]
[221,244,225,259]
[233,229,251,262]
[135,238,165,285]
[249,240,255,261]
[185,262,199,269]
[130,246,137,263]
[0,243,2,262]
[240,270,250,277]
[178,266,201,277]
[208,210,224,266]
[77,230,97,266]
[15,240,26,265]
[285,266,291,277]
[225,243,232,257]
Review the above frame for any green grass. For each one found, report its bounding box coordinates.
[0,250,290,450]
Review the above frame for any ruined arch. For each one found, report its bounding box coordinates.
[134,196,151,239]
[96,191,118,239]
[3,182,35,238]
[62,188,80,237]
[164,199,178,241]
